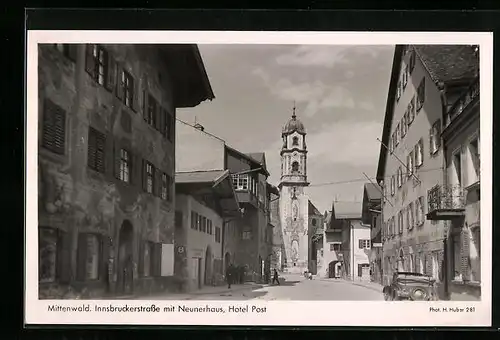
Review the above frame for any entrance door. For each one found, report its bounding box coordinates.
[328,261,336,278]
[117,220,134,295]
[198,258,203,289]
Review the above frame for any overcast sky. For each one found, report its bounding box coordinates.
[179,44,395,214]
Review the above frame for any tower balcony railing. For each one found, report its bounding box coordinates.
[426,184,466,221]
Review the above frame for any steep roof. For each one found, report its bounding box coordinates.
[414,45,478,85]
[225,146,270,177]
[246,152,267,171]
[332,201,362,220]
[376,44,479,182]
[364,183,382,201]
[175,170,228,184]
[308,200,322,216]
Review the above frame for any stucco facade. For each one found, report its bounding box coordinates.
[378,46,446,286]
[38,44,213,299]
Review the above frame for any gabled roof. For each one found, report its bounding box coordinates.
[376,44,478,182]
[364,183,382,201]
[175,170,227,184]
[225,146,270,177]
[332,201,362,220]
[414,45,478,86]
[246,152,267,171]
[308,200,322,216]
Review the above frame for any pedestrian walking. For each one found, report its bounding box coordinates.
[226,264,234,289]
[272,269,280,285]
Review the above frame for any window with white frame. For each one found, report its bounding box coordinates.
[359,239,371,249]
[396,80,402,101]
[403,65,408,88]
[415,139,424,167]
[398,211,404,234]
[452,150,462,186]
[119,149,130,183]
[466,136,480,186]
[402,113,407,137]
[408,96,415,124]
[391,175,395,196]
[146,162,154,194]
[390,133,395,153]
[395,123,400,146]
[416,78,425,112]
[416,196,424,226]
[232,174,249,191]
[397,166,403,188]
[407,151,414,178]
[408,202,414,230]
[430,119,441,155]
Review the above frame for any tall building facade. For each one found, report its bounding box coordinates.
[376,45,479,297]
[278,108,310,274]
[38,44,214,299]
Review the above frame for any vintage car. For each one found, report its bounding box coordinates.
[383,272,438,301]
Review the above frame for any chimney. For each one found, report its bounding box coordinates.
[194,123,205,132]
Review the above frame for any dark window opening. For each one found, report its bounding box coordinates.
[42,99,66,155]
[87,128,106,173]
[292,136,299,146]
[292,161,299,173]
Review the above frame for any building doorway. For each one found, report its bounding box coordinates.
[204,246,212,286]
[117,220,134,295]
[328,261,339,278]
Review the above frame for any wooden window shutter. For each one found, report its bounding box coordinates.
[42,99,66,155]
[76,233,88,281]
[132,76,140,113]
[159,107,166,135]
[170,111,175,142]
[85,44,96,77]
[154,243,162,277]
[87,128,97,170]
[436,120,442,149]
[67,44,78,62]
[132,154,141,186]
[155,104,162,131]
[56,229,72,283]
[461,228,471,280]
[166,111,173,141]
[100,235,111,283]
[142,89,149,121]
[113,140,121,180]
[138,241,144,277]
[115,65,124,101]
[105,54,117,92]
[141,159,148,192]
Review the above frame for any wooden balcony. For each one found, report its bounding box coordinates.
[426,184,466,221]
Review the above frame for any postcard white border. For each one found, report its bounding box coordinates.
[25,30,493,327]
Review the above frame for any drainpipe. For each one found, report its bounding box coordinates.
[438,81,450,299]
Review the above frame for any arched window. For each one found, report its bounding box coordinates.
[291,161,299,173]
[292,136,299,146]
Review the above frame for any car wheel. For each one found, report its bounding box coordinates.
[384,292,392,301]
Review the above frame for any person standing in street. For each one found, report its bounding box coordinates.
[272,268,280,285]
[226,264,234,289]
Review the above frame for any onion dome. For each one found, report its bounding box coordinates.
[282,107,306,135]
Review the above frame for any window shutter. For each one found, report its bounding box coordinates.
[42,100,66,155]
[358,239,362,249]
[67,44,78,62]
[132,76,140,113]
[87,128,97,170]
[101,235,111,283]
[142,159,148,192]
[154,167,161,197]
[138,241,144,277]
[142,90,149,121]
[76,233,88,281]
[105,54,117,92]
[56,229,72,283]
[170,111,176,142]
[113,140,121,180]
[436,121,441,149]
[154,243,162,277]
[461,228,471,280]
[116,66,124,101]
[84,44,96,77]
[131,154,141,186]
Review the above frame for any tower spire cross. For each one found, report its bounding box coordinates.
[292,101,296,119]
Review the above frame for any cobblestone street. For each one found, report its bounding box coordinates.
[137,274,383,301]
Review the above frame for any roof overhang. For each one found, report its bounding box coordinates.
[376,45,405,183]
[225,146,270,177]
[175,170,241,217]
[159,44,215,108]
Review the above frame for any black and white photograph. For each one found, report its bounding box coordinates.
[26,31,492,327]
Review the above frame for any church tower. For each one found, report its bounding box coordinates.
[278,104,310,274]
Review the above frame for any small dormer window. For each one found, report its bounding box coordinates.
[292,136,299,146]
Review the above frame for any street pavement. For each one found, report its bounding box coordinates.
[139,274,383,301]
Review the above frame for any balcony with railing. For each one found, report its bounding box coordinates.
[231,174,259,208]
[426,184,466,220]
